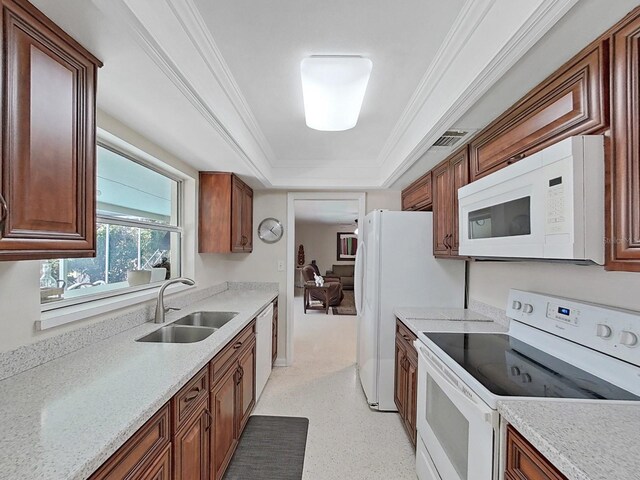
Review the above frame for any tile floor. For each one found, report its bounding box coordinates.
[254,290,416,479]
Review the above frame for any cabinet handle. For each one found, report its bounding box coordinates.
[0,192,7,232]
[184,387,201,403]
[233,341,243,349]
[241,235,247,246]
[506,153,525,165]
[402,334,411,342]
[236,366,243,385]
[205,408,212,431]
[443,234,450,249]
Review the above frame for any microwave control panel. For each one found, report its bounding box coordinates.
[545,175,567,234]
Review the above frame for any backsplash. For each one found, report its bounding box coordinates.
[0,282,277,381]
[468,299,510,327]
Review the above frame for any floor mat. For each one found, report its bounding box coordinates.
[332,290,357,315]
[223,415,309,480]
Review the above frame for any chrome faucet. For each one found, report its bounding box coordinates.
[154,277,196,323]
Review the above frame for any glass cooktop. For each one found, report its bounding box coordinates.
[424,333,639,400]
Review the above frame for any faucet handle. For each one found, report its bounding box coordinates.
[165,307,181,313]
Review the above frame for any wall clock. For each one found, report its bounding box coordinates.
[258,217,284,243]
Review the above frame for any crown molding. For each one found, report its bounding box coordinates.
[164,0,278,166]
[378,0,579,188]
[90,0,273,186]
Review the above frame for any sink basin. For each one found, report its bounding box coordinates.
[136,325,215,343]
[173,311,238,329]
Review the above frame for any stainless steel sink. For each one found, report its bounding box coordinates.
[136,325,215,343]
[173,311,238,329]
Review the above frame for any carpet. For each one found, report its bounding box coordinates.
[332,290,357,315]
[223,415,309,480]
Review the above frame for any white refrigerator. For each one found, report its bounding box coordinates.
[355,210,465,411]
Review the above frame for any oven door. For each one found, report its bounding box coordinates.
[416,343,498,480]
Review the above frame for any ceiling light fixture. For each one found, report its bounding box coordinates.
[300,56,372,132]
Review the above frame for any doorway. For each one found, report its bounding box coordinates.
[285,192,366,365]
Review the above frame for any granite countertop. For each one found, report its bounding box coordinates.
[0,285,278,480]
[498,399,640,480]
[394,306,509,336]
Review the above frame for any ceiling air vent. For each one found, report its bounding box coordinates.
[433,130,468,147]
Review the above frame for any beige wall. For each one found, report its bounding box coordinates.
[468,261,640,312]
[295,223,356,274]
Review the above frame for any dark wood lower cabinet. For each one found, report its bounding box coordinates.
[394,318,418,446]
[272,299,278,365]
[173,396,210,480]
[90,319,258,480]
[211,364,238,480]
[505,425,567,480]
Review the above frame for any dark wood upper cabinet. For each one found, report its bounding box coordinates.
[432,146,469,258]
[0,0,102,261]
[608,8,640,271]
[401,171,432,211]
[469,40,608,181]
[199,172,253,254]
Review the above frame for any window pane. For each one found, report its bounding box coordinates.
[96,145,178,226]
[40,224,181,305]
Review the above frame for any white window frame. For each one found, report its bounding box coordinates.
[38,129,195,330]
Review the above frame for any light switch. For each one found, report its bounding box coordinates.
[277,260,285,271]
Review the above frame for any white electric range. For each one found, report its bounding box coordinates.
[414,289,640,480]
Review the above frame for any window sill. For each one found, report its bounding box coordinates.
[37,283,194,331]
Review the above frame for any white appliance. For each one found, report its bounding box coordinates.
[458,135,604,264]
[354,210,465,411]
[414,289,640,480]
[255,303,273,401]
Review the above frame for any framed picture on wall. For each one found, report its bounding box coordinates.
[337,232,358,261]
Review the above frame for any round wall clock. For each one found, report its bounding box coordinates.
[258,217,284,243]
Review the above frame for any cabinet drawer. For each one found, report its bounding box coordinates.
[90,404,170,480]
[402,172,432,211]
[210,321,256,385]
[172,366,209,431]
[396,320,417,346]
[470,41,607,181]
[505,425,567,480]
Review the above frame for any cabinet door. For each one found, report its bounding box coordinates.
[401,172,432,211]
[241,186,253,252]
[405,353,418,446]
[134,444,171,480]
[469,42,607,181]
[271,300,278,365]
[230,178,245,253]
[394,336,407,418]
[237,340,256,434]
[505,426,567,480]
[173,397,210,480]
[211,366,238,480]
[0,0,100,260]
[432,161,451,256]
[449,148,469,257]
[608,11,640,270]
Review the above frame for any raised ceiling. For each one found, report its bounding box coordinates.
[32,0,583,189]
[295,200,359,225]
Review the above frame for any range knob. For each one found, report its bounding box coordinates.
[523,304,534,314]
[596,324,612,339]
[512,300,522,310]
[521,373,532,383]
[620,331,639,347]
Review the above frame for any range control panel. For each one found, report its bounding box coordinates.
[507,289,640,367]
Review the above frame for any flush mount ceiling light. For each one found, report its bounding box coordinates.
[300,56,373,131]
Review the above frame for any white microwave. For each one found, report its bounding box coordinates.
[458,135,604,264]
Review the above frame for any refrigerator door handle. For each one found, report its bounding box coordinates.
[354,241,366,315]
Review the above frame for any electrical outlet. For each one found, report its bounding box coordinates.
[277,260,285,271]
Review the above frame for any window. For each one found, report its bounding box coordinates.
[40,144,182,306]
